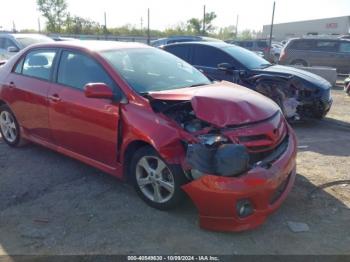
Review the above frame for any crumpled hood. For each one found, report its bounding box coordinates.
[148,81,279,128]
[257,65,331,89]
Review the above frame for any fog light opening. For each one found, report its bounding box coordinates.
[236,199,254,218]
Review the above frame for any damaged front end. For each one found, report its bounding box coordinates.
[148,84,287,179]
[147,84,297,231]
[238,73,332,120]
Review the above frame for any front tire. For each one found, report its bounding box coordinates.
[0,105,27,147]
[130,146,187,210]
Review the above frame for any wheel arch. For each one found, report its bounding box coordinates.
[122,140,153,182]
[0,99,7,107]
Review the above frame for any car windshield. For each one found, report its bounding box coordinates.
[223,45,271,69]
[101,48,211,93]
[15,35,53,48]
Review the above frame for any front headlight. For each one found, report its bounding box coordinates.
[197,134,229,146]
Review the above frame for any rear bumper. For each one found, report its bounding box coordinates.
[182,127,297,232]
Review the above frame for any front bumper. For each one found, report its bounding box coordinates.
[182,127,297,232]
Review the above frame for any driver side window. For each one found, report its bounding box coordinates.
[57,51,117,91]
[193,46,233,68]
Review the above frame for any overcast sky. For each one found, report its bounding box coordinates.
[1,0,350,32]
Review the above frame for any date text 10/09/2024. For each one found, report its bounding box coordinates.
[127,256,220,261]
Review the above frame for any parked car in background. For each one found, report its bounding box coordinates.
[162,41,332,120]
[281,40,288,46]
[51,36,77,41]
[151,35,222,47]
[279,38,350,74]
[0,33,53,60]
[0,41,297,232]
[227,39,271,60]
[339,35,350,40]
[271,42,283,60]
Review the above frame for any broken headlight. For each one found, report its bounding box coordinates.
[197,134,229,146]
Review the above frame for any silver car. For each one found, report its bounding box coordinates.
[279,38,350,74]
[0,33,53,60]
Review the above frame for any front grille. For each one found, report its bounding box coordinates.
[249,134,289,166]
[223,112,288,165]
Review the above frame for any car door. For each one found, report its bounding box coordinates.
[338,41,350,74]
[192,45,235,82]
[4,49,57,141]
[48,50,121,167]
[313,40,340,68]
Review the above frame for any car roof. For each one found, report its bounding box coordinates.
[233,39,268,42]
[164,41,230,48]
[290,37,350,42]
[0,33,51,39]
[23,40,150,52]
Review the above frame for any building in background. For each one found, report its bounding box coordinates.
[263,16,350,41]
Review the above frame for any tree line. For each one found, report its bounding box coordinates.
[33,0,260,40]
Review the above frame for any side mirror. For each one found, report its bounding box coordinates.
[7,46,19,53]
[218,63,235,72]
[84,83,114,99]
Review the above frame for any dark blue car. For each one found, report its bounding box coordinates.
[162,41,332,120]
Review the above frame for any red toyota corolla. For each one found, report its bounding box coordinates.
[0,41,297,232]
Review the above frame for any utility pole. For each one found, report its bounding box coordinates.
[140,17,143,32]
[235,14,239,38]
[38,18,41,33]
[268,2,276,59]
[12,21,16,33]
[147,8,150,45]
[202,5,206,35]
[104,11,108,38]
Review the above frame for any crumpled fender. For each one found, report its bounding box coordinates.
[120,102,190,165]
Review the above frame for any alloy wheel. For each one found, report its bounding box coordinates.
[135,156,175,203]
[0,111,17,143]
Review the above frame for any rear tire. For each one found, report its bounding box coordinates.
[130,146,187,210]
[0,105,27,147]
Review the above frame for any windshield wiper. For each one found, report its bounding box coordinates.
[259,63,272,69]
[138,91,150,97]
[188,83,209,87]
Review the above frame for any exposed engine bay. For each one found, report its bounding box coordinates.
[235,73,330,120]
[150,99,211,134]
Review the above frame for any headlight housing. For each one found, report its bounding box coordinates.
[197,134,229,146]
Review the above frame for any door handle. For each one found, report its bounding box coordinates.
[48,94,61,102]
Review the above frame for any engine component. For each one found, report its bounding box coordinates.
[186,143,250,177]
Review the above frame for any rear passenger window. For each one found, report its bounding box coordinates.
[57,51,116,91]
[290,40,314,50]
[314,41,338,52]
[193,46,232,68]
[165,45,191,62]
[22,50,56,80]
